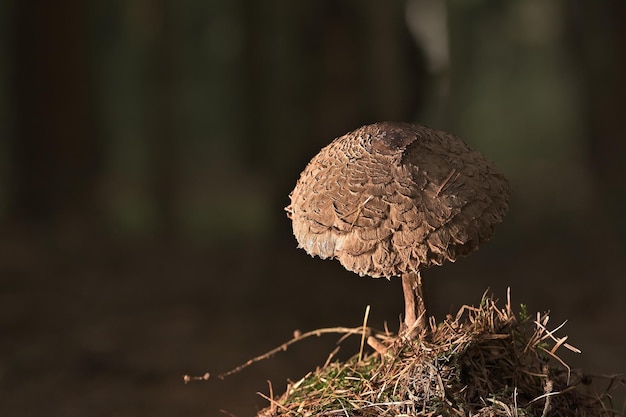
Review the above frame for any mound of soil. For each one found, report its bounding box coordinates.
[255,292,624,416]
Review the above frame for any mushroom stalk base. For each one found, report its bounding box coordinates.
[401,272,427,336]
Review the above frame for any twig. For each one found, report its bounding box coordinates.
[267,380,275,414]
[257,391,292,414]
[349,195,373,229]
[436,168,458,197]
[367,336,388,356]
[534,318,581,354]
[218,326,376,378]
[182,372,210,384]
[323,346,341,368]
[359,305,371,362]
[541,364,553,417]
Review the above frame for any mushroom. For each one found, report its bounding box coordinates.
[285,122,510,336]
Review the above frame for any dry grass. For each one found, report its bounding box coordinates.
[255,291,624,417]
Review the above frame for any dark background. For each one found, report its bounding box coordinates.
[1,1,625,416]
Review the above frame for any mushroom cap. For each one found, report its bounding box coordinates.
[286,122,511,278]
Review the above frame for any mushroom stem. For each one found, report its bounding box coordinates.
[401,272,427,336]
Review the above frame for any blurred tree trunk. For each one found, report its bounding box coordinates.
[241,0,264,170]
[146,0,179,241]
[567,1,626,234]
[310,0,424,142]
[245,0,425,243]
[12,1,99,229]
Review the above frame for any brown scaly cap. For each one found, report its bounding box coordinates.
[286,122,511,278]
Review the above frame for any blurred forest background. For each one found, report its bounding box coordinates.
[1,0,625,416]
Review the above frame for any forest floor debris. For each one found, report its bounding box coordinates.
[252,291,624,417]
